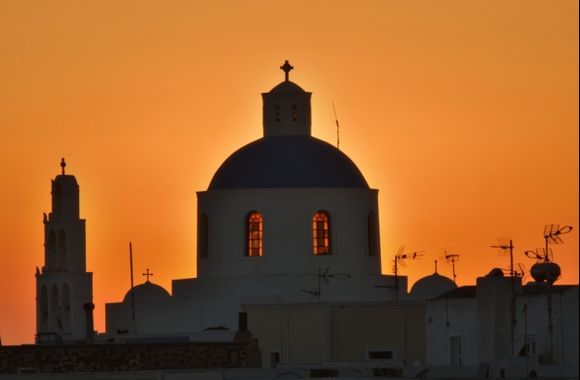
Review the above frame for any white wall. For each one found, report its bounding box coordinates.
[197,188,381,279]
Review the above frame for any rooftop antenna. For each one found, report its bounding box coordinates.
[491,238,517,356]
[444,251,460,284]
[542,224,573,262]
[129,242,137,334]
[332,101,340,150]
[525,224,573,366]
[301,267,351,301]
[391,246,425,301]
[491,239,515,277]
[515,263,528,283]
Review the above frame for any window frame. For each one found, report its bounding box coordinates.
[312,210,331,255]
[246,211,264,257]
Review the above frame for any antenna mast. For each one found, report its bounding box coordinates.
[491,239,515,277]
[491,238,517,356]
[332,101,340,150]
[393,246,424,301]
[444,251,460,284]
[129,242,137,333]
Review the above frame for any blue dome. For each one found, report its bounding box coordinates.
[208,136,369,189]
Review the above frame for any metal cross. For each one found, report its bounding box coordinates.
[142,268,153,282]
[280,60,293,81]
[60,158,66,175]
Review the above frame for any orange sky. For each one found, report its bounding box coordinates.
[0,0,577,345]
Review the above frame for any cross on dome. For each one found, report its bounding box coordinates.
[142,268,154,282]
[280,60,294,81]
[60,158,66,175]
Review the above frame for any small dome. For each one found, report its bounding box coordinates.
[486,268,505,277]
[54,174,78,186]
[123,281,171,304]
[411,273,457,300]
[209,136,369,189]
[269,80,306,93]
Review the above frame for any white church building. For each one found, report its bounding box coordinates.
[34,61,578,378]
[104,62,418,360]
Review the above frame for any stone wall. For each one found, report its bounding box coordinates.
[0,342,261,374]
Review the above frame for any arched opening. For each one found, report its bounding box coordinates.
[246,212,263,257]
[40,286,48,332]
[50,284,60,332]
[57,230,66,269]
[198,214,208,259]
[312,211,331,255]
[367,211,377,256]
[61,284,70,332]
[53,183,61,215]
[46,230,56,268]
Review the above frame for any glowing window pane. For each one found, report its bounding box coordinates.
[313,211,331,255]
[246,212,263,257]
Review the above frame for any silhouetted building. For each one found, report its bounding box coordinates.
[20,62,577,379]
[105,62,417,355]
[35,159,93,343]
[426,271,579,378]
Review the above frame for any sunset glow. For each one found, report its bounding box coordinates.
[0,0,577,345]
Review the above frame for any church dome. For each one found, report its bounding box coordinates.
[208,136,369,189]
[123,281,171,304]
[269,80,306,93]
[410,272,457,300]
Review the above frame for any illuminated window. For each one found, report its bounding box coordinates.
[246,212,263,257]
[313,211,331,255]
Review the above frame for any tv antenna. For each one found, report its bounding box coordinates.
[332,101,340,150]
[301,267,351,300]
[525,224,573,362]
[491,239,515,277]
[524,248,552,263]
[542,224,573,261]
[525,225,573,264]
[444,251,460,284]
[514,263,528,282]
[393,246,425,274]
[389,246,424,301]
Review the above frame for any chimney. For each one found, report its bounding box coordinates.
[83,302,95,342]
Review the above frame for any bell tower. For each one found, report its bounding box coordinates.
[262,60,312,137]
[35,159,93,342]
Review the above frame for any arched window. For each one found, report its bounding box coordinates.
[61,284,70,332]
[40,286,48,332]
[367,211,377,256]
[312,211,331,255]
[57,230,66,269]
[246,212,263,257]
[50,284,60,332]
[47,230,56,268]
[198,214,208,259]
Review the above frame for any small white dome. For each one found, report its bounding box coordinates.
[410,273,456,300]
[123,281,170,304]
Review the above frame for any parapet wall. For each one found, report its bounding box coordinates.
[0,342,261,374]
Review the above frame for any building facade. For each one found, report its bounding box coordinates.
[35,159,93,342]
